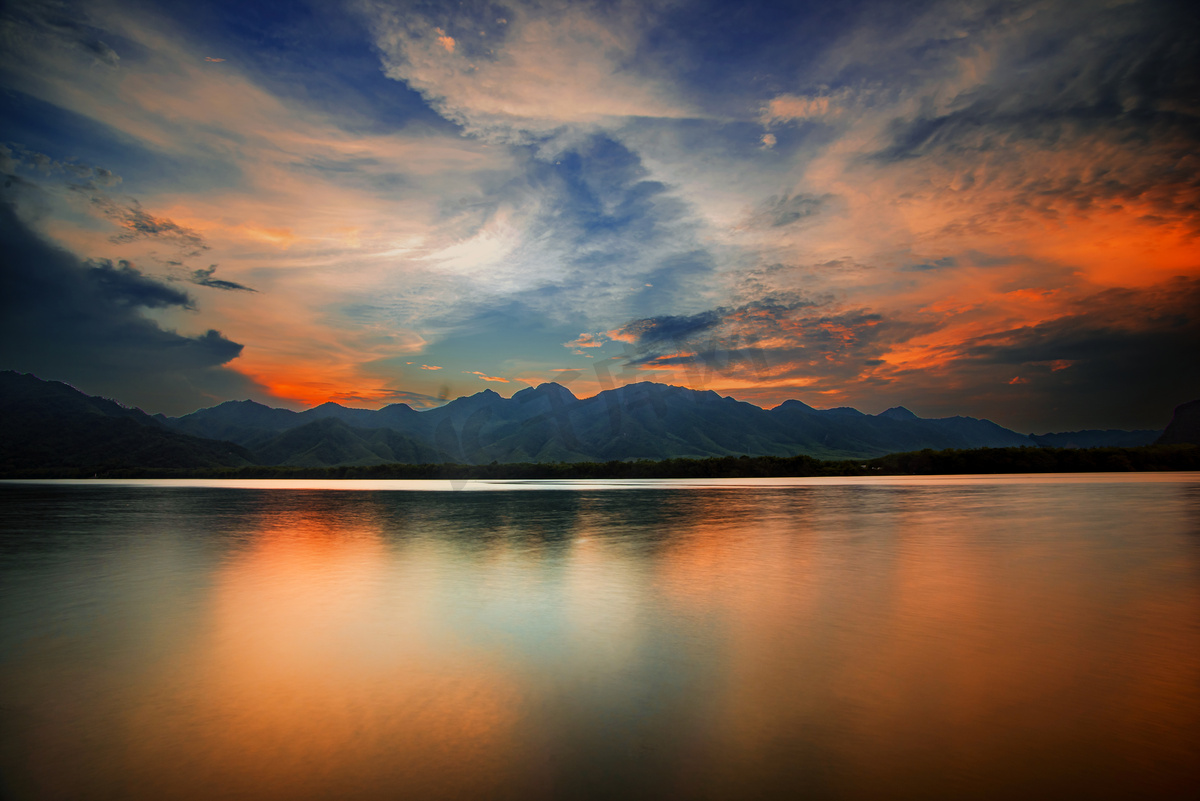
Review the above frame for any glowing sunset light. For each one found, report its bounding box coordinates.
[0,0,1195,432]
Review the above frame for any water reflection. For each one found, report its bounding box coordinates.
[1,479,1198,799]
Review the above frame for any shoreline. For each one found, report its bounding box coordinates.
[3,443,1196,481]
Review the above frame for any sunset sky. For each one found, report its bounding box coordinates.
[2,0,1197,432]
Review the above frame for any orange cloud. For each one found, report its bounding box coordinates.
[563,332,608,354]
[466,371,510,383]
[565,332,606,348]
[761,91,847,124]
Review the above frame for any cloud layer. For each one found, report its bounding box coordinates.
[0,0,1196,429]
[363,0,693,140]
[0,198,259,414]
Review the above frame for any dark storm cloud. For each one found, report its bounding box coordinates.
[965,279,1200,366]
[189,265,257,293]
[0,200,261,414]
[952,277,1200,428]
[85,258,196,309]
[615,310,723,347]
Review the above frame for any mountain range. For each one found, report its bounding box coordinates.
[0,371,1169,472]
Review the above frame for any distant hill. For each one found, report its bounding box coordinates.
[1157,400,1200,445]
[0,371,1176,473]
[0,372,256,471]
[252,418,447,468]
[1030,430,1162,448]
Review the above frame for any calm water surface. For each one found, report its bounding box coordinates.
[1,475,1198,800]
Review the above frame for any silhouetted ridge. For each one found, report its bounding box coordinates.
[878,406,918,420]
[513,382,578,404]
[152,381,1162,463]
[1,371,1185,473]
[776,399,817,413]
[1157,399,1200,445]
[1031,430,1162,448]
[0,371,255,470]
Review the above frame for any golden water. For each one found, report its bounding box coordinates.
[2,475,1198,799]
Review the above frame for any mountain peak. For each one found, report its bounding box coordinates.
[823,406,866,417]
[775,399,817,412]
[514,382,579,404]
[212,399,268,409]
[623,381,672,390]
[538,381,576,395]
[879,406,918,420]
[447,388,503,405]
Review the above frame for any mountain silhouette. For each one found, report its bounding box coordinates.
[1030,430,1165,448]
[0,371,1174,472]
[252,418,448,467]
[0,371,255,471]
[1157,400,1200,445]
[154,379,1162,463]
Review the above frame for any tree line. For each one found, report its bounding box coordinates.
[4,444,1197,480]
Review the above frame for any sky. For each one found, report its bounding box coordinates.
[1,0,1197,432]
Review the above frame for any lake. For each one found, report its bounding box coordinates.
[1,475,1198,800]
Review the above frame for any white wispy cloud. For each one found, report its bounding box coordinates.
[362,0,696,141]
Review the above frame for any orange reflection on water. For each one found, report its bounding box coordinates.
[3,481,1197,800]
[647,489,1200,797]
[114,506,535,801]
